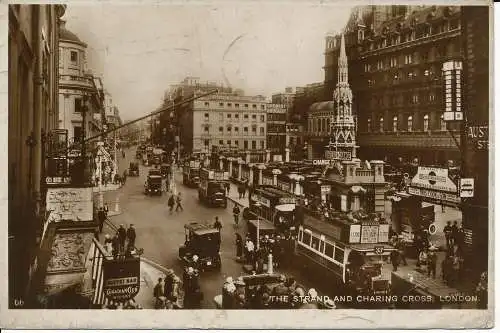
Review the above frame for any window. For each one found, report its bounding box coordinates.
[244,104,249,108]
[73,126,82,141]
[407,116,413,132]
[260,127,265,134]
[74,98,82,113]
[235,140,239,146]
[70,50,78,63]
[440,114,447,131]
[412,94,419,104]
[429,93,436,102]
[334,246,344,263]
[235,114,239,119]
[252,141,256,149]
[244,114,249,119]
[219,102,224,107]
[227,114,231,119]
[367,119,372,132]
[252,104,257,109]
[364,63,371,72]
[393,116,398,132]
[324,242,334,258]
[219,126,223,132]
[311,236,321,251]
[204,126,209,132]
[219,140,223,145]
[261,105,265,110]
[260,141,265,149]
[204,102,210,107]
[234,127,239,133]
[302,231,311,246]
[252,114,257,120]
[227,126,232,132]
[227,140,231,145]
[204,113,209,119]
[377,60,384,70]
[227,103,232,107]
[235,103,239,108]
[260,115,265,122]
[424,69,430,77]
[244,127,248,133]
[244,140,248,149]
[204,139,209,146]
[252,126,257,133]
[379,117,384,132]
[404,54,413,64]
[423,114,429,131]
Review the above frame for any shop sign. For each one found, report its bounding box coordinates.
[349,224,361,243]
[459,178,475,198]
[463,228,473,245]
[324,150,352,160]
[378,224,389,243]
[102,258,140,302]
[361,225,379,244]
[45,176,71,185]
[408,186,461,204]
[411,167,457,192]
[467,125,489,151]
[46,187,93,222]
[279,197,295,205]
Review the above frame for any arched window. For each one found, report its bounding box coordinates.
[393,116,398,132]
[423,114,429,132]
[440,114,447,131]
[407,116,413,132]
[367,119,372,132]
[379,117,384,132]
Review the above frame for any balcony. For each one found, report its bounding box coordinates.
[59,75,94,90]
[358,131,460,150]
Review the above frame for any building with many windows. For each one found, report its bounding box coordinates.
[178,92,268,154]
[324,5,462,165]
[8,3,65,306]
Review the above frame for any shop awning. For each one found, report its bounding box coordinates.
[275,204,295,212]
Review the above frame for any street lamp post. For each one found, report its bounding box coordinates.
[254,202,261,251]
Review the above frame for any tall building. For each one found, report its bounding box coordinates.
[178,92,268,154]
[266,103,287,159]
[324,5,463,165]
[58,20,103,147]
[8,4,65,305]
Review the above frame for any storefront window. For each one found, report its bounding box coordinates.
[423,114,429,131]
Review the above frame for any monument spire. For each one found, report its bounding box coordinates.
[338,34,349,85]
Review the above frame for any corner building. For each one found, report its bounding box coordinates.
[324,5,463,165]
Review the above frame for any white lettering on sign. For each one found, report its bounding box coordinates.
[378,224,389,243]
[45,176,71,185]
[361,225,379,244]
[105,277,139,287]
[325,150,352,160]
[349,224,361,243]
[408,187,461,203]
[459,178,475,198]
[411,166,457,192]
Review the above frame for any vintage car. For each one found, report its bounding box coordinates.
[129,162,139,177]
[178,222,221,270]
[145,175,162,196]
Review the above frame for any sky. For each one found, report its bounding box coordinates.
[64,3,353,121]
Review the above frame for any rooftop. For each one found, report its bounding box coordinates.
[59,20,87,47]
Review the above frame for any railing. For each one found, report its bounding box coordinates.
[59,74,94,86]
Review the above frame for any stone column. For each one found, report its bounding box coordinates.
[248,164,254,186]
[245,150,251,164]
[228,158,233,176]
[219,159,224,171]
[295,175,304,196]
[285,148,290,162]
[238,158,244,180]
[272,169,282,186]
[258,165,265,185]
[266,149,271,163]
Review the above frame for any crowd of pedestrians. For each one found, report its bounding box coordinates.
[103,223,137,259]
[153,269,182,309]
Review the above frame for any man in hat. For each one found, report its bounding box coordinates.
[153,277,165,309]
[104,234,113,254]
[272,275,289,308]
[126,224,136,250]
[117,224,127,254]
[232,204,241,226]
[222,276,236,309]
[97,207,106,234]
[427,248,438,279]
[164,269,175,301]
[443,221,453,250]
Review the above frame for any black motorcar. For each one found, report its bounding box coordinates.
[129,162,139,177]
[178,222,221,270]
[145,175,162,196]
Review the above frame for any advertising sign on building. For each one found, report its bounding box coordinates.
[349,224,361,243]
[279,197,295,205]
[277,180,291,192]
[361,225,379,244]
[408,187,461,204]
[467,125,489,151]
[263,176,273,186]
[46,187,93,222]
[324,150,352,160]
[459,178,475,198]
[251,194,270,207]
[410,167,457,192]
[102,258,140,302]
[378,224,390,243]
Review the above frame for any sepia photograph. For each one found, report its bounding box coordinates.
[2,0,494,329]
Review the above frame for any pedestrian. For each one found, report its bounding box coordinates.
[444,221,453,249]
[418,248,429,273]
[111,233,120,258]
[442,255,452,284]
[164,269,175,301]
[104,204,109,220]
[214,216,222,232]
[104,234,113,254]
[427,249,437,279]
[225,182,230,196]
[397,236,407,266]
[168,194,175,213]
[175,192,183,212]
[476,272,488,309]
[390,250,400,272]
[117,224,127,254]
[451,221,459,247]
[153,277,165,309]
[245,238,255,264]
[455,227,465,254]
[126,224,136,250]
[233,204,241,226]
[235,233,243,258]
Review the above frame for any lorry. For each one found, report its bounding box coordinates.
[198,168,229,208]
[183,160,201,187]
